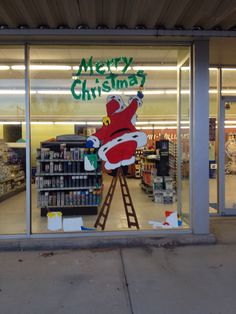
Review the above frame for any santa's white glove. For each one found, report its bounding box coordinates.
[128,96,143,107]
[86,135,100,148]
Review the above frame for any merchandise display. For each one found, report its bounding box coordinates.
[0,140,26,201]
[140,140,177,204]
[35,136,102,216]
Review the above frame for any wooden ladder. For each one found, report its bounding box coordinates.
[94,168,139,230]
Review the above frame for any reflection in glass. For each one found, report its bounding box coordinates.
[0,46,26,234]
[29,45,191,233]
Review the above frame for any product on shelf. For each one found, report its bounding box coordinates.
[0,140,26,200]
[35,136,103,216]
[140,140,177,204]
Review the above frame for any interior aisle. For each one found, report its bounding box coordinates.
[1,176,228,234]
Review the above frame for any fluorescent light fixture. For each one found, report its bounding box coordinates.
[225,125,236,128]
[225,120,236,124]
[152,121,177,125]
[136,121,150,125]
[0,65,10,70]
[72,66,131,72]
[209,89,217,94]
[139,126,177,130]
[133,66,177,71]
[37,90,71,95]
[222,89,236,94]
[110,66,131,71]
[209,68,218,71]
[101,91,123,95]
[86,121,103,125]
[180,66,190,71]
[0,89,25,94]
[0,121,21,124]
[222,68,236,71]
[54,122,86,125]
[11,65,71,70]
[124,90,165,95]
[165,90,177,94]
[31,122,54,125]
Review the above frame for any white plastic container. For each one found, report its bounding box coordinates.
[47,212,62,231]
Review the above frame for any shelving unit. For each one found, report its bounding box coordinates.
[0,140,26,202]
[140,140,177,204]
[35,136,102,216]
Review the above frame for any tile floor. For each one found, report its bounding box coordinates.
[2,174,235,235]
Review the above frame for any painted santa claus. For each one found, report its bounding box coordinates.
[86,92,147,170]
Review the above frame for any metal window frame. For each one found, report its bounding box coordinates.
[0,40,198,239]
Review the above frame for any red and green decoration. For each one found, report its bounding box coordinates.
[71,56,146,101]
[85,87,147,170]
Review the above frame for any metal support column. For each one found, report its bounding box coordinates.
[191,40,209,234]
[25,43,31,236]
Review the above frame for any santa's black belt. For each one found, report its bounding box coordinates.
[110,128,131,137]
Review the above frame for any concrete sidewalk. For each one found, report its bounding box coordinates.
[0,245,235,314]
[0,217,236,314]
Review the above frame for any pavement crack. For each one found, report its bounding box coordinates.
[119,248,134,314]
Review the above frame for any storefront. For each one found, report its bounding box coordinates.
[0,40,198,238]
[0,29,235,240]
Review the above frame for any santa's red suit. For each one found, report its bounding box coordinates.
[87,95,147,170]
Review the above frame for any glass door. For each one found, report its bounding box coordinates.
[218,97,236,215]
[177,50,191,221]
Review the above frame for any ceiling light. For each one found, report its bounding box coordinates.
[124,90,165,95]
[152,121,177,125]
[222,68,236,71]
[132,66,178,71]
[225,120,236,124]
[222,89,236,94]
[0,89,25,94]
[165,90,177,94]
[0,121,21,124]
[54,122,86,125]
[37,90,71,95]
[136,122,150,125]
[31,122,54,125]
[101,91,123,95]
[225,125,236,128]
[0,65,10,70]
[140,126,178,130]
[11,65,71,70]
[209,89,217,94]
[86,122,103,125]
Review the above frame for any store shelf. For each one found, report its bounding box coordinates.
[35,172,102,176]
[37,159,84,162]
[0,184,26,202]
[36,139,103,215]
[37,185,102,191]
[0,178,13,184]
[41,206,98,216]
[7,142,26,148]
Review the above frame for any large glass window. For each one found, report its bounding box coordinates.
[0,46,26,234]
[28,45,191,234]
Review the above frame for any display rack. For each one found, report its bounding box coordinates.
[140,140,177,204]
[35,136,102,216]
[0,140,26,201]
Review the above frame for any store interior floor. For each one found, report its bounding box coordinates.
[0,174,191,235]
[5,175,236,234]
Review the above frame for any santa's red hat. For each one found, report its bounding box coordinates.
[106,98,121,116]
